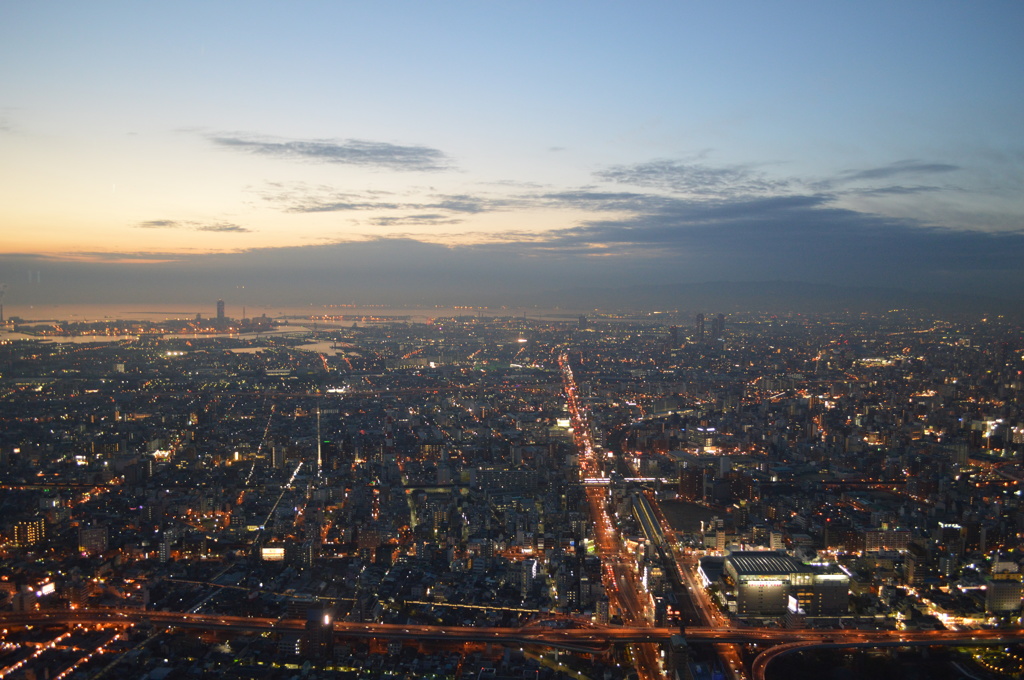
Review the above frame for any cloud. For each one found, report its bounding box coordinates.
[595,160,789,197]
[255,183,399,213]
[134,220,251,233]
[195,223,250,233]
[592,155,986,238]
[209,134,452,171]
[430,195,495,214]
[369,214,464,227]
[11,152,1019,308]
[255,182,508,219]
[291,200,390,213]
[836,159,960,183]
[263,183,669,221]
[511,191,1024,286]
[538,190,677,212]
[847,185,943,196]
[6,205,1024,308]
[136,219,180,229]
[810,159,961,192]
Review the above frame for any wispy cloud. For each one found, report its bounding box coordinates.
[255,182,508,218]
[836,159,960,183]
[256,183,399,213]
[369,214,464,227]
[136,220,180,229]
[196,223,249,233]
[846,185,943,197]
[537,190,676,212]
[810,159,961,192]
[134,220,251,233]
[430,195,496,214]
[209,134,452,171]
[596,160,789,197]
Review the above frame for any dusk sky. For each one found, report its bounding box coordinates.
[2,2,1023,308]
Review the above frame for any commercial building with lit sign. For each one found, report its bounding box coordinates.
[261,545,286,562]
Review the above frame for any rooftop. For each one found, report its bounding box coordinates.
[725,551,803,576]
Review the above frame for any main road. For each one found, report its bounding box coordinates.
[560,352,666,679]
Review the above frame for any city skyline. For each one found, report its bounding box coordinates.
[2,2,1024,306]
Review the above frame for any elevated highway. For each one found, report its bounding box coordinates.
[4,609,1022,675]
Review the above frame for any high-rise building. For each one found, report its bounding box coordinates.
[695,313,705,342]
[12,517,46,547]
[985,573,1023,613]
[78,525,109,555]
[712,313,725,339]
[521,558,538,597]
[905,543,938,585]
[301,607,335,659]
[669,326,681,347]
[216,299,225,327]
[158,536,172,563]
[679,466,704,502]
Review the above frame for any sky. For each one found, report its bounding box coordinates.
[2,1,1023,309]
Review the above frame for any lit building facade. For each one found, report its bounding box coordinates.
[724,551,849,617]
[12,517,46,548]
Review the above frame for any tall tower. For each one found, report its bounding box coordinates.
[216,299,225,327]
[695,313,705,342]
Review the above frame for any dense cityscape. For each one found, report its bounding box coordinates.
[5,1,1023,679]
[1,304,1022,680]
